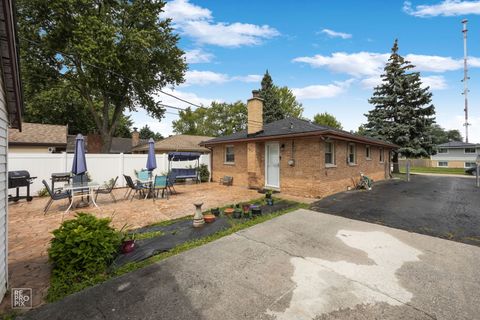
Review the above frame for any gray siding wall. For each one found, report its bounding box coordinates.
[0,73,7,299]
[431,147,480,161]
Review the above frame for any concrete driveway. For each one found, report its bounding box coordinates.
[311,175,480,246]
[20,209,480,320]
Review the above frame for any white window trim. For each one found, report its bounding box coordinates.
[437,161,448,167]
[464,148,476,154]
[348,143,356,165]
[325,141,336,166]
[379,147,384,163]
[224,145,235,164]
[366,145,371,160]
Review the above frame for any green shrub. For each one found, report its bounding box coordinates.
[37,187,49,197]
[198,164,210,182]
[48,212,121,274]
[47,213,122,301]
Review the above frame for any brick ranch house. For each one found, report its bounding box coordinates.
[201,90,397,198]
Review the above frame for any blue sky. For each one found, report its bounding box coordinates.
[129,0,480,142]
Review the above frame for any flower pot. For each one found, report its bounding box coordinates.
[251,206,262,216]
[233,209,242,219]
[223,208,234,216]
[242,204,250,214]
[203,214,216,223]
[211,208,220,216]
[121,240,135,254]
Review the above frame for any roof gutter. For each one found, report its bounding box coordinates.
[201,130,398,149]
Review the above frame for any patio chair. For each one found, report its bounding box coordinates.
[136,170,150,182]
[167,176,176,195]
[42,179,71,214]
[95,176,118,203]
[123,175,147,201]
[153,175,169,200]
[220,176,233,186]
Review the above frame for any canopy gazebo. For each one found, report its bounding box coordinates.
[168,152,201,184]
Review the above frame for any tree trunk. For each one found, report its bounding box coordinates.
[100,131,113,153]
[392,151,400,174]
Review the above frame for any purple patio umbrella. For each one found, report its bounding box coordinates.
[72,134,87,175]
[146,138,157,173]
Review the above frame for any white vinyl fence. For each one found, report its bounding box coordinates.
[8,152,210,196]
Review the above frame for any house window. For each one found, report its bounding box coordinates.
[348,143,356,164]
[465,162,476,168]
[438,161,448,167]
[366,145,371,159]
[225,145,235,163]
[464,148,476,154]
[437,148,448,154]
[379,148,384,162]
[325,142,335,165]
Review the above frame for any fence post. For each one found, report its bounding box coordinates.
[62,152,68,172]
[406,160,411,182]
[119,153,125,187]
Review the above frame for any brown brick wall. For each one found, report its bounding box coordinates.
[211,137,391,198]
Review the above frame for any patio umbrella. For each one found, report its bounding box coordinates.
[146,138,157,173]
[72,133,87,180]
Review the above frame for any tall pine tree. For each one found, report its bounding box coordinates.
[259,70,283,123]
[365,39,435,172]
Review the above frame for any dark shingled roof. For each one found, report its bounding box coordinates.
[436,141,479,148]
[202,117,397,148]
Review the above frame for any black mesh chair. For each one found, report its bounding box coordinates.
[42,179,71,214]
[123,175,147,201]
[95,176,118,203]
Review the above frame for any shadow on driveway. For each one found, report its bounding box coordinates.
[310,175,480,246]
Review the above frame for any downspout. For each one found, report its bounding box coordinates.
[207,146,213,182]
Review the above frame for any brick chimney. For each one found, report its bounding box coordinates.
[132,127,139,147]
[247,90,264,135]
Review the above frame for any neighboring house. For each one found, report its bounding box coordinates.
[431,141,479,168]
[66,133,147,154]
[132,134,213,154]
[201,91,397,198]
[9,122,67,153]
[0,0,24,300]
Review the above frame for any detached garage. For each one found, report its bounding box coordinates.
[0,0,24,301]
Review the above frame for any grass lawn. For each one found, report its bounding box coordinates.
[400,166,468,175]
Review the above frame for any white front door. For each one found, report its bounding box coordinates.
[265,142,280,188]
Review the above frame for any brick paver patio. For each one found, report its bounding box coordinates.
[1,183,261,311]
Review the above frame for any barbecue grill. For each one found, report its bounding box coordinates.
[8,170,36,202]
[51,172,72,193]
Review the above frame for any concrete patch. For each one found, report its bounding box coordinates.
[267,230,422,320]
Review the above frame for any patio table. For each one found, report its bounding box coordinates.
[63,182,100,212]
[137,178,154,199]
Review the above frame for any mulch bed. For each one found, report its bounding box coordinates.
[112,200,297,268]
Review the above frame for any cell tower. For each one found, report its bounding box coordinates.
[462,19,470,143]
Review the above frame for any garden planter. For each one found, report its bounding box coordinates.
[121,240,135,253]
[223,208,234,216]
[233,209,242,219]
[203,214,216,223]
[211,208,220,216]
[251,205,262,216]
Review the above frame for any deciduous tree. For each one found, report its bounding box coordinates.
[313,112,343,129]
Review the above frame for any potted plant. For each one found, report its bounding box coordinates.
[233,204,242,219]
[121,233,136,254]
[211,207,220,216]
[251,205,262,216]
[223,206,234,216]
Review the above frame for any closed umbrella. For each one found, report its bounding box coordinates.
[72,134,87,175]
[146,138,157,174]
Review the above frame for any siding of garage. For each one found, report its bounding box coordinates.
[0,72,7,299]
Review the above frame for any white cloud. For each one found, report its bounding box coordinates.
[293,52,389,77]
[161,0,279,47]
[184,70,229,86]
[160,0,211,22]
[320,28,352,39]
[155,88,219,107]
[444,115,480,142]
[422,75,448,90]
[231,74,262,83]
[292,79,354,100]
[184,49,214,64]
[294,51,480,76]
[182,70,262,86]
[403,0,480,17]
